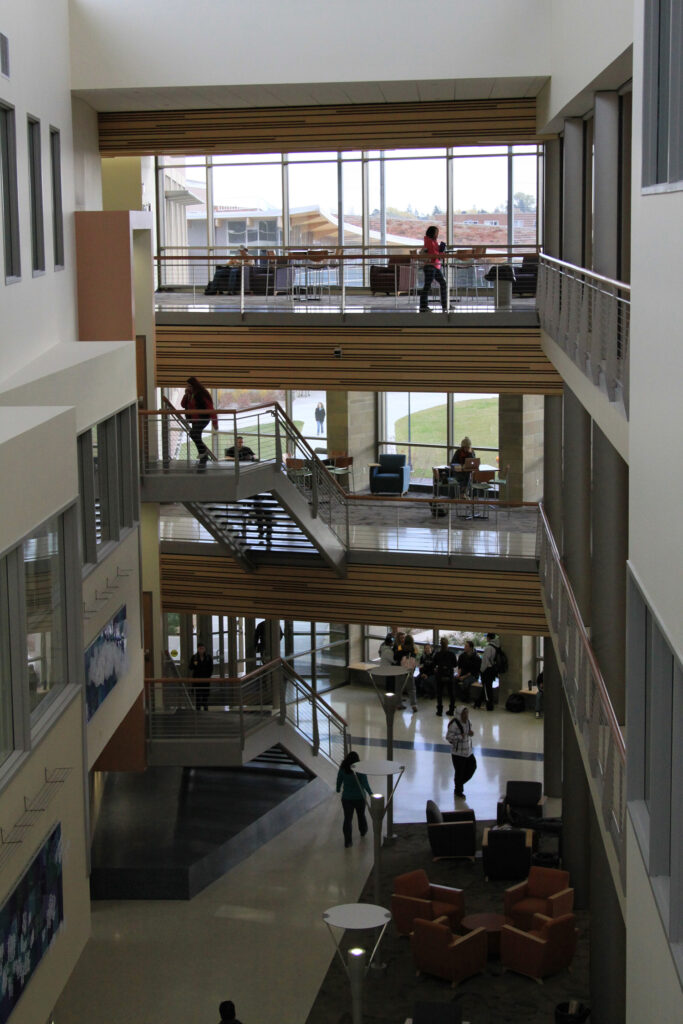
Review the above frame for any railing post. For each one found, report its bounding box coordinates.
[311,464,319,518]
[279,669,287,724]
[238,682,245,751]
[312,692,320,755]
[161,414,170,470]
[340,252,346,313]
[233,412,239,484]
[274,410,283,467]
[240,257,245,316]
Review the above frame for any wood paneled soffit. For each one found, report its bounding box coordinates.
[160,555,549,636]
[99,98,543,156]
[154,324,563,393]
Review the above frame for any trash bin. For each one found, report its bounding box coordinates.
[484,263,515,309]
[555,1001,590,1023]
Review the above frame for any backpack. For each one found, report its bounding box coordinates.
[505,692,525,713]
[493,645,508,675]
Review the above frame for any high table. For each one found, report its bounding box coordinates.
[352,759,405,911]
[323,902,392,1024]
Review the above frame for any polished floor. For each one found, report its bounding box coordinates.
[55,687,551,1024]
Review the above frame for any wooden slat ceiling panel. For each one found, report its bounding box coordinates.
[160,555,550,635]
[99,98,542,156]
[155,324,563,393]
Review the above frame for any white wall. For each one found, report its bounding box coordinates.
[626,819,683,1022]
[71,96,103,211]
[0,407,78,555]
[537,0,633,129]
[0,0,79,380]
[0,340,136,433]
[628,0,683,661]
[69,0,551,92]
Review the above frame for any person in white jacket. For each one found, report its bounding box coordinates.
[446,706,475,797]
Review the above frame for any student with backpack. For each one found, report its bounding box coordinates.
[477,632,507,711]
[446,707,476,798]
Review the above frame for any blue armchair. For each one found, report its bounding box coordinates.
[369,454,410,494]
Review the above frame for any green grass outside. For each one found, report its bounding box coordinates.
[394,398,499,478]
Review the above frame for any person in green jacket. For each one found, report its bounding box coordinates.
[336,750,372,848]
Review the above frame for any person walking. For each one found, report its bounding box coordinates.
[446,706,476,798]
[433,636,457,717]
[314,401,326,435]
[189,642,213,711]
[336,751,371,847]
[181,376,218,469]
[478,632,501,711]
[378,632,395,665]
[400,634,419,713]
[419,225,448,313]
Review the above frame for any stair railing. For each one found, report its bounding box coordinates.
[536,503,626,891]
[144,657,350,764]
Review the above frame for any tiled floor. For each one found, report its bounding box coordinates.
[55,688,551,1024]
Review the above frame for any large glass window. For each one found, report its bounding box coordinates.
[381,392,499,480]
[24,517,66,717]
[452,148,508,248]
[292,389,327,444]
[288,155,339,247]
[212,157,282,250]
[368,151,447,246]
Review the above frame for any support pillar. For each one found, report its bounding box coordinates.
[543,394,563,542]
[562,386,592,625]
[543,641,562,798]
[543,138,562,259]
[589,801,626,1024]
[562,119,584,264]
[593,92,620,279]
[497,634,522,704]
[561,690,591,908]
[591,425,628,723]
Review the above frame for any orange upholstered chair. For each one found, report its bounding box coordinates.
[391,869,465,936]
[411,916,488,987]
[500,912,579,981]
[503,866,574,931]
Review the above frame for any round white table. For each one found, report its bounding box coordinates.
[323,903,391,971]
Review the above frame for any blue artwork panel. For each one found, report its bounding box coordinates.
[0,824,64,1023]
[84,604,129,721]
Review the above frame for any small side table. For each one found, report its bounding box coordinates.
[460,911,512,959]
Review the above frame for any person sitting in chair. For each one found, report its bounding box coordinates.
[448,436,477,496]
[456,640,481,704]
[225,436,257,461]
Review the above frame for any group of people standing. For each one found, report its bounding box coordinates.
[378,631,501,716]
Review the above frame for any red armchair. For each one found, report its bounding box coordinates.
[411,916,488,987]
[500,912,578,981]
[503,866,574,931]
[391,869,465,936]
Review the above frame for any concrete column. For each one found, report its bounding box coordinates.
[101,156,143,210]
[562,385,591,625]
[543,138,562,258]
[561,690,591,908]
[498,395,523,503]
[327,391,376,489]
[543,640,562,798]
[591,425,628,723]
[497,634,522,704]
[589,801,626,1024]
[543,394,563,543]
[593,92,620,279]
[562,119,584,265]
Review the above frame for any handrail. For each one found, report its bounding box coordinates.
[537,504,625,755]
[540,252,630,293]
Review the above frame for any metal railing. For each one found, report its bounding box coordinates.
[537,254,630,414]
[144,658,350,765]
[154,243,539,315]
[536,504,626,891]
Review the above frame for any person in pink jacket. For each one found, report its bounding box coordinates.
[419,224,448,312]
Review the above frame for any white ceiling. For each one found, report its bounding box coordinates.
[72,76,548,113]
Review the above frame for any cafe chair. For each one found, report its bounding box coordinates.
[500,912,578,982]
[503,866,574,931]
[369,454,410,494]
[497,780,546,826]
[285,457,312,490]
[326,451,354,491]
[481,826,533,881]
[425,801,476,861]
[391,869,465,936]
[411,916,488,987]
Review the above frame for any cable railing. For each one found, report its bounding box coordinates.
[154,243,539,315]
[144,658,351,766]
[537,254,630,414]
[536,503,626,891]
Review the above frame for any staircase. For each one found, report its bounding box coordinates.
[140,401,348,576]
